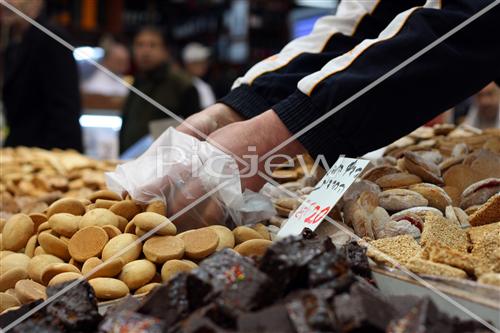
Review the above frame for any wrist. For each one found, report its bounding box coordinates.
[209,103,244,129]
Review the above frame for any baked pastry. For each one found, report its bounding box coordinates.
[406,258,467,279]
[428,246,475,274]
[402,152,443,185]
[469,193,500,226]
[367,235,421,266]
[378,189,428,212]
[389,212,424,232]
[375,173,422,189]
[460,178,500,209]
[444,206,469,227]
[361,166,400,183]
[409,183,452,212]
[467,222,500,245]
[420,215,469,252]
[477,273,500,287]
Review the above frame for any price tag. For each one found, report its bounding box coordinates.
[277,156,370,238]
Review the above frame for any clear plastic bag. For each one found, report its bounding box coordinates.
[106,128,275,231]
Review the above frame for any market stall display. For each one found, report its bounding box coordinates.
[0,234,490,333]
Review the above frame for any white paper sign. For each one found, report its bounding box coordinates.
[277,156,370,238]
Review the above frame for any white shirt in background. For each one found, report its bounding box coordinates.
[192,77,216,109]
[82,70,129,97]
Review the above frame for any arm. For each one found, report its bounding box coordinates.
[220,0,425,119]
[268,0,500,161]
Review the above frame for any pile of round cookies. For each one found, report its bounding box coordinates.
[0,147,117,220]
[0,190,273,313]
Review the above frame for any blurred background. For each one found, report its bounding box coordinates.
[0,0,339,159]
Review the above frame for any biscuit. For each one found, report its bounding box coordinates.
[161,259,197,282]
[131,212,176,236]
[81,257,124,279]
[38,232,71,260]
[88,278,129,300]
[2,214,34,251]
[68,226,109,262]
[207,225,235,250]
[135,282,161,295]
[109,200,141,221]
[88,190,122,203]
[420,215,469,252]
[477,273,500,287]
[367,235,421,266]
[252,223,271,240]
[79,208,119,229]
[409,183,452,212]
[24,235,37,258]
[375,173,422,189]
[101,233,142,264]
[41,263,81,286]
[15,279,47,304]
[48,272,83,287]
[119,259,156,290]
[234,239,272,257]
[102,225,122,239]
[27,254,64,283]
[143,236,184,264]
[428,246,475,274]
[94,199,119,209]
[378,189,428,212]
[469,193,500,226]
[179,228,219,259]
[0,292,20,312]
[0,267,28,292]
[233,226,264,244]
[145,201,167,216]
[47,198,86,217]
[406,258,467,279]
[48,213,80,237]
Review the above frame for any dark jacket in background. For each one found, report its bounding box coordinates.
[119,62,200,153]
[3,17,83,151]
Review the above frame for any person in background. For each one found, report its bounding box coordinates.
[120,26,200,153]
[463,82,499,129]
[81,42,130,97]
[182,43,216,109]
[1,0,82,151]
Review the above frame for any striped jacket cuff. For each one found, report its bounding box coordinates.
[219,85,271,120]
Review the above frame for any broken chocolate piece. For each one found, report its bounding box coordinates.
[259,235,335,294]
[307,250,355,293]
[98,310,164,333]
[138,273,213,326]
[285,289,337,333]
[10,312,66,333]
[195,249,274,311]
[341,241,372,279]
[46,280,101,332]
[237,304,294,333]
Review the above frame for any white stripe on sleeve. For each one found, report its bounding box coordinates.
[231,0,381,89]
[298,0,441,96]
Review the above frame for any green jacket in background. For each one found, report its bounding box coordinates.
[120,62,200,153]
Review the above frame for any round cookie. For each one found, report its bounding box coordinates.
[135,282,161,295]
[119,259,156,290]
[179,228,218,259]
[48,272,83,287]
[131,212,176,236]
[41,263,81,286]
[47,198,86,217]
[2,214,34,251]
[89,190,122,203]
[0,292,20,312]
[207,225,235,250]
[232,226,264,245]
[88,278,129,300]
[101,234,142,264]
[68,226,109,262]
[234,239,273,257]
[28,254,64,283]
[38,232,70,260]
[161,259,198,282]
[109,201,141,221]
[79,208,119,229]
[0,267,28,292]
[24,235,37,258]
[143,236,184,263]
[47,213,80,237]
[81,257,124,279]
[102,225,122,239]
[15,279,47,304]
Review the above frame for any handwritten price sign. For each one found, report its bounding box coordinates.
[277,156,370,238]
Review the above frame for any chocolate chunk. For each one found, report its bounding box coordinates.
[46,280,101,332]
[341,241,372,279]
[386,298,453,333]
[237,304,294,333]
[285,289,337,333]
[101,295,141,317]
[333,280,397,332]
[98,310,164,333]
[307,251,355,293]
[259,235,335,293]
[10,312,66,333]
[138,273,213,326]
[172,303,237,333]
[0,299,43,329]
[195,249,274,311]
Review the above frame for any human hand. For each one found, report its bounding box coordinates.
[207,110,307,192]
[176,103,244,140]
